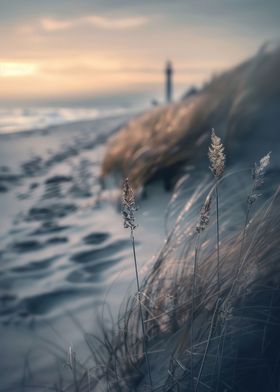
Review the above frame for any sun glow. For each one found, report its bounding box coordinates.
[0,62,38,77]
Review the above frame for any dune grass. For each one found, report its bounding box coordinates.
[121,178,153,389]
[54,124,280,392]
[102,46,280,191]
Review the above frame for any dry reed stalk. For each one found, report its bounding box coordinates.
[122,178,153,390]
[208,129,225,296]
[239,152,271,262]
[231,152,271,373]
[205,129,225,392]
[214,180,278,392]
[195,298,221,392]
[218,153,272,373]
[190,193,213,391]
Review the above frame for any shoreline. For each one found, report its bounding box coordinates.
[0,109,141,139]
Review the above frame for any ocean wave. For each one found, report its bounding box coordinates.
[0,106,138,134]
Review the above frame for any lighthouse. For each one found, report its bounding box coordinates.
[165,60,173,103]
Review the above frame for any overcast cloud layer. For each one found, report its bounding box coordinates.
[0,0,279,104]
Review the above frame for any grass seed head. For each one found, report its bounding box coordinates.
[122,178,137,231]
[208,129,226,179]
[248,152,271,204]
[253,152,271,184]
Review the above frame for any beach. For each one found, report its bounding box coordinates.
[0,114,169,390]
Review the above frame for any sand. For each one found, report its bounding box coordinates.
[0,115,170,390]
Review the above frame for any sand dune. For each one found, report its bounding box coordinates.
[102,45,280,189]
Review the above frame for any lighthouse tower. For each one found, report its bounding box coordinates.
[165,60,173,103]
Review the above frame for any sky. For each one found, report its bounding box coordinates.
[0,0,279,106]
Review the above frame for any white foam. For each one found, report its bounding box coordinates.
[0,106,138,134]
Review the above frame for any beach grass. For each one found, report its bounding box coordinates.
[56,129,280,392]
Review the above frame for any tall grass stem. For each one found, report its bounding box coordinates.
[215,185,220,296]
[131,230,153,390]
[191,233,201,391]
[195,298,221,392]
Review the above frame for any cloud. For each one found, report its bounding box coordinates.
[40,18,74,32]
[84,16,149,30]
[39,15,149,32]
[0,62,38,77]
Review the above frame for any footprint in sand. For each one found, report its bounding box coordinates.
[31,221,70,235]
[82,232,110,245]
[71,239,131,264]
[67,256,123,283]
[27,202,77,221]
[12,239,44,253]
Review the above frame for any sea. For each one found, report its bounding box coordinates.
[0,106,140,134]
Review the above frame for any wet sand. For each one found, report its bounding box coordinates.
[0,115,169,390]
